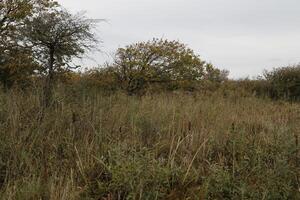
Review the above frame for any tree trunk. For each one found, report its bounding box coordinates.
[43,48,55,108]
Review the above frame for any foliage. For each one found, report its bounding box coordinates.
[110,38,227,94]
[83,67,119,92]
[22,9,99,73]
[0,47,37,89]
[264,65,300,101]
[0,0,33,36]
[21,7,99,106]
[0,0,33,88]
[0,0,57,89]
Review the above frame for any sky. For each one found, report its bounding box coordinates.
[57,0,300,78]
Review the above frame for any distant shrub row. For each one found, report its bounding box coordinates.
[229,65,300,101]
[2,64,300,102]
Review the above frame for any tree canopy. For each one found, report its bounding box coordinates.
[0,0,58,88]
[22,9,99,73]
[112,38,227,94]
[21,8,99,106]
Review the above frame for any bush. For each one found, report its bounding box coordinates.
[264,65,300,101]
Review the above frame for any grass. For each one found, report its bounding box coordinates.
[0,86,299,199]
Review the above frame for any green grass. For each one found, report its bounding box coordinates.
[0,87,299,199]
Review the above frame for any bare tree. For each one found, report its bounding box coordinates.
[22,8,99,107]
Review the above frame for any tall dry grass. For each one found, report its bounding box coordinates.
[0,87,299,199]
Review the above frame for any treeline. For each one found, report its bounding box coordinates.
[1,0,299,102]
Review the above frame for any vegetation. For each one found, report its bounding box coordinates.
[22,9,99,107]
[0,0,35,89]
[110,39,227,94]
[0,1,300,200]
[0,0,58,89]
[0,86,299,199]
[225,65,300,102]
[1,0,99,106]
[264,65,300,101]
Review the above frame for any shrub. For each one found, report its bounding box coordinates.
[264,65,300,101]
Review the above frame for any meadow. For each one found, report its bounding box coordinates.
[1,1,300,199]
[0,86,299,200]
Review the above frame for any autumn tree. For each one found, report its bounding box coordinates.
[0,0,57,35]
[0,0,32,39]
[0,0,32,88]
[112,38,226,94]
[21,8,99,107]
[0,0,57,88]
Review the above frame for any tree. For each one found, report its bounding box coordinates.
[0,0,57,52]
[0,0,32,88]
[0,0,57,89]
[21,8,99,107]
[112,38,225,94]
[0,0,32,37]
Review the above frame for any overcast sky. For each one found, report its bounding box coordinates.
[58,0,300,78]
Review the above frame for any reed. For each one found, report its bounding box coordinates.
[0,87,299,199]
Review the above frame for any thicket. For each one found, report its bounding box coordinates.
[226,65,300,102]
[264,65,300,101]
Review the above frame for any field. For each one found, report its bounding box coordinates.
[0,87,299,199]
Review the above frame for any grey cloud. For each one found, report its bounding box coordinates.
[58,0,300,78]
